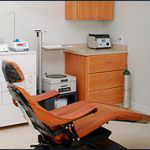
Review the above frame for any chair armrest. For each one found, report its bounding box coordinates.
[32,90,60,102]
[51,101,97,124]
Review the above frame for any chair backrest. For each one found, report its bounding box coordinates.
[2,60,64,143]
[7,84,55,138]
[2,60,24,84]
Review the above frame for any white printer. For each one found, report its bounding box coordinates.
[87,34,111,49]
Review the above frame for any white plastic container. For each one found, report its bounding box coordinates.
[55,97,68,108]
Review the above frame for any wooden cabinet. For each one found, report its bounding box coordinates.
[65,1,114,20]
[65,52,127,104]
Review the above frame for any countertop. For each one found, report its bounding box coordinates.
[64,44,128,56]
[0,50,36,56]
[42,43,128,56]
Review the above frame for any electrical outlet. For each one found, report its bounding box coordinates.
[0,37,4,44]
[118,36,124,44]
[111,36,125,44]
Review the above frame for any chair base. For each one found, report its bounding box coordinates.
[32,127,127,150]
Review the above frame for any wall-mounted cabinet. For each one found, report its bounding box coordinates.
[65,1,114,20]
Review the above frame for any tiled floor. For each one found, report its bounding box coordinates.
[0,121,150,149]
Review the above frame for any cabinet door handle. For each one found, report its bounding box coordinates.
[105,61,112,63]
[105,78,112,81]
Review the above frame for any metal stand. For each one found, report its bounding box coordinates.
[35,30,42,94]
[32,127,127,150]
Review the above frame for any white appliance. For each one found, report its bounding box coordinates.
[9,41,29,52]
[87,34,111,49]
[55,97,68,108]
[0,51,36,127]
[42,74,76,94]
[0,44,8,52]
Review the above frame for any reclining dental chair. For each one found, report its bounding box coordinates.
[2,60,150,149]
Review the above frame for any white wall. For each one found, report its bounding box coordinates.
[0,1,103,75]
[1,1,149,114]
[103,1,150,114]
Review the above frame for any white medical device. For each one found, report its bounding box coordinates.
[0,44,8,52]
[42,74,76,94]
[9,41,29,52]
[87,34,111,49]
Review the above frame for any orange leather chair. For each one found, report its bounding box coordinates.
[2,60,150,149]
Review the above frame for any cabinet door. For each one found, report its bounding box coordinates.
[0,52,36,127]
[0,54,36,76]
[0,104,26,127]
[65,1,114,20]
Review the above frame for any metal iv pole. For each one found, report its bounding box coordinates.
[35,30,42,94]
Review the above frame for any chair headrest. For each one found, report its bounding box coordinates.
[2,60,24,83]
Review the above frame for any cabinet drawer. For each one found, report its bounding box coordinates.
[88,70,123,91]
[88,87,123,104]
[88,53,127,73]
[0,54,36,75]
[2,92,12,104]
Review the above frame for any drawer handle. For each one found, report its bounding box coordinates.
[105,78,112,81]
[105,61,112,63]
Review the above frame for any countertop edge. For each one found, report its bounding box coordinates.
[64,49,128,56]
[64,44,128,56]
[0,50,36,56]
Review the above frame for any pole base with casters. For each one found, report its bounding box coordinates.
[31,127,127,150]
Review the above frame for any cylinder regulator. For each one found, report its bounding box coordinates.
[123,67,131,108]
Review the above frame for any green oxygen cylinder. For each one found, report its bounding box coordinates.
[123,66,131,108]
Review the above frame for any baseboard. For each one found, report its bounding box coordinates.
[130,102,150,115]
